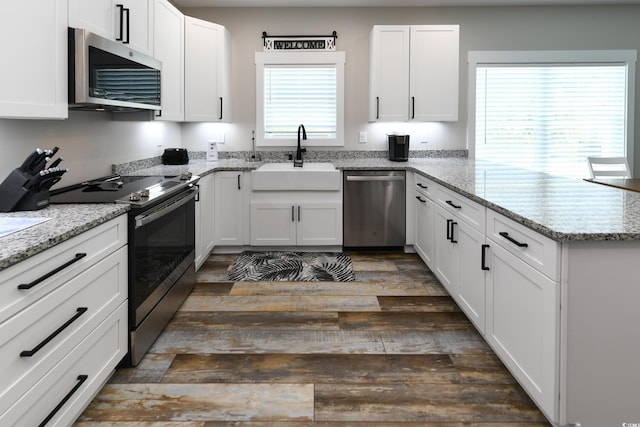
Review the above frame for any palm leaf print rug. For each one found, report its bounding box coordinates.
[227,251,356,282]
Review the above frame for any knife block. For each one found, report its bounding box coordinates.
[0,168,50,212]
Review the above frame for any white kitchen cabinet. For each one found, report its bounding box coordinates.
[0,215,128,425]
[195,173,214,269]
[69,0,154,56]
[214,171,248,246]
[414,175,436,267]
[369,25,459,122]
[0,0,68,119]
[434,205,459,295]
[486,240,558,421]
[184,16,231,122]
[153,0,184,121]
[251,200,342,247]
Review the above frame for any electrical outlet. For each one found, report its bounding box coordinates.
[421,135,429,143]
[359,131,367,143]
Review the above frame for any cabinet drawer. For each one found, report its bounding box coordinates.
[436,185,485,232]
[0,215,127,322]
[415,174,437,199]
[0,302,127,427]
[0,247,127,414]
[486,209,560,281]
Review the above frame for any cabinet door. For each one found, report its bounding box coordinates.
[433,207,458,295]
[297,203,342,246]
[409,25,459,121]
[486,242,558,420]
[414,192,435,267]
[153,0,184,121]
[456,220,486,332]
[214,172,244,245]
[0,0,68,119]
[185,17,231,122]
[121,0,153,56]
[251,203,297,246]
[195,173,214,270]
[369,25,410,122]
[69,0,114,41]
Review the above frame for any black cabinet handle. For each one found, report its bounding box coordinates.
[446,200,462,209]
[451,221,458,243]
[446,219,453,241]
[18,253,87,290]
[417,183,428,189]
[415,195,426,203]
[194,184,200,202]
[291,205,295,222]
[219,98,223,120]
[499,231,529,248]
[298,205,301,222]
[21,307,88,357]
[376,96,379,119]
[123,7,130,44]
[481,244,490,270]
[411,96,415,119]
[39,375,88,427]
[116,4,124,41]
[237,174,241,190]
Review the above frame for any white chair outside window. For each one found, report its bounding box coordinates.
[586,156,631,179]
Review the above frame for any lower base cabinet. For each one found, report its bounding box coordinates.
[195,172,214,269]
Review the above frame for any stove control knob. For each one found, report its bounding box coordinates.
[140,189,150,197]
[129,192,142,202]
[180,172,192,181]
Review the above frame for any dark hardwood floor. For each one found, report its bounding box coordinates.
[74,252,551,426]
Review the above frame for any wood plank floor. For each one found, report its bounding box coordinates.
[74,252,552,427]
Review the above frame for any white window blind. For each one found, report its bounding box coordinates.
[475,64,628,179]
[263,65,337,139]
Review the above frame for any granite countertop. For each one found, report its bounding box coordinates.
[0,204,129,270]
[131,157,640,242]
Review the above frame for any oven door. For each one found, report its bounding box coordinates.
[129,186,196,327]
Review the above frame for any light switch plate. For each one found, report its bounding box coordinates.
[207,140,218,161]
[359,131,367,143]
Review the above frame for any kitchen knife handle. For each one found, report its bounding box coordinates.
[39,375,88,427]
[18,253,87,290]
[20,307,88,357]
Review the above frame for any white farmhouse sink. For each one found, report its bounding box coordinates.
[251,162,340,191]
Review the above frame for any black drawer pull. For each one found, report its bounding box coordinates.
[18,253,87,290]
[417,183,428,189]
[39,374,88,427]
[446,219,453,241]
[415,195,426,203]
[446,200,462,209]
[481,244,490,270]
[450,221,458,243]
[499,232,529,248]
[20,307,88,357]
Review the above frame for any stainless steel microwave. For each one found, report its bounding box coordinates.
[68,27,161,112]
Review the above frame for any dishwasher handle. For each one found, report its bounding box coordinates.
[346,175,405,182]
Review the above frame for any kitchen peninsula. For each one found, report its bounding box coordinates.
[2,156,640,426]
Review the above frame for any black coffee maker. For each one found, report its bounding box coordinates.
[388,134,409,161]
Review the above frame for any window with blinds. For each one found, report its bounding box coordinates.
[264,65,337,139]
[255,51,345,147]
[470,51,636,179]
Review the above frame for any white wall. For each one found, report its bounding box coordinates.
[180,5,640,173]
[0,112,181,185]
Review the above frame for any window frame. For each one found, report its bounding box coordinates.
[467,50,637,174]
[255,51,345,147]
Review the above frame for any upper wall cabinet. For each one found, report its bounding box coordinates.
[153,0,184,121]
[184,17,231,122]
[0,0,68,119]
[69,0,154,56]
[369,25,459,122]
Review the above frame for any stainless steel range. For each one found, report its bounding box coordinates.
[50,173,199,366]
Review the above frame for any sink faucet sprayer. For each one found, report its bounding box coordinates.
[294,124,307,167]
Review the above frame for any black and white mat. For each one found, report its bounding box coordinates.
[227,251,356,282]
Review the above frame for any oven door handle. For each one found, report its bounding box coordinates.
[134,186,197,229]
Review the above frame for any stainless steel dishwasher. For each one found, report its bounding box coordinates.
[343,170,406,247]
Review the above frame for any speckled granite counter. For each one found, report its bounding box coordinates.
[0,204,129,270]
[129,157,640,242]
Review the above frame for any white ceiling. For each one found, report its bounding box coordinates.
[172,0,640,7]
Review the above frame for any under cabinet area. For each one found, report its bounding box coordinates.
[369,25,459,122]
[0,215,128,426]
